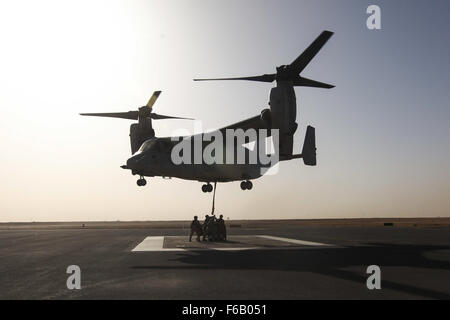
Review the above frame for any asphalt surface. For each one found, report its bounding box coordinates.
[0,226,449,299]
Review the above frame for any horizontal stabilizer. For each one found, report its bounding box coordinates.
[279,154,303,161]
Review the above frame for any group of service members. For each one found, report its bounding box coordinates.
[189,214,227,242]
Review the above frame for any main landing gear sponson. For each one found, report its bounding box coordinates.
[137,177,147,186]
[201,183,213,193]
[240,180,253,190]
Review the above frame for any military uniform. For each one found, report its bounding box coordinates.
[217,215,227,241]
[189,216,203,242]
[202,215,210,241]
[207,216,218,241]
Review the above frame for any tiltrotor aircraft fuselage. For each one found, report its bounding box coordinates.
[81,31,334,193]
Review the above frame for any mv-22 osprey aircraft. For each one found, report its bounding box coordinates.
[81,31,334,194]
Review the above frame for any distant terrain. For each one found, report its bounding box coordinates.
[1,217,449,230]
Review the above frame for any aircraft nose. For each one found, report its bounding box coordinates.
[126,153,147,170]
[126,157,136,169]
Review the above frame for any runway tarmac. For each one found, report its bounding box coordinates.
[0,224,449,299]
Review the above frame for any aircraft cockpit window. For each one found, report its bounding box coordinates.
[138,139,156,153]
[143,140,172,153]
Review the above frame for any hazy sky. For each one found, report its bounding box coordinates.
[0,0,449,221]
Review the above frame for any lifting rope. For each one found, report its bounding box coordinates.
[211,182,217,215]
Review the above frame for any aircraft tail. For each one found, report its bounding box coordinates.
[278,125,316,165]
[302,126,316,166]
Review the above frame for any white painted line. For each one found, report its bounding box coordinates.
[132,236,184,252]
[132,235,333,252]
[212,247,256,251]
[257,235,330,247]
[132,237,256,252]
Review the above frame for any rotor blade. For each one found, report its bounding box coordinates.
[79,111,138,120]
[146,91,162,109]
[194,74,276,83]
[289,30,334,74]
[293,77,334,89]
[150,113,194,120]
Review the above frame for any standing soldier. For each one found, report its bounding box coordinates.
[189,216,203,242]
[208,215,218,241]
[217,214,227,241]
[202,215,210,241]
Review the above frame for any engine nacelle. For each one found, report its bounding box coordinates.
[129,118,155,154]
[269,82,298,156]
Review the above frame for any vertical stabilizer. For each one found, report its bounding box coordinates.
[302,126,316,166]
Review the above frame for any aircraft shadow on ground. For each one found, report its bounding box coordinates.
[132,243,450,299]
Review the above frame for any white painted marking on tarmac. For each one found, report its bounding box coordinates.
[212,247,256,251]
[132,236,183,252]
[132,235,332,252]
[132,237,257,252]
[257,235,330,246]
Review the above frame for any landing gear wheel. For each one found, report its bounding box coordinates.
[202,183,213,193]
[240,180,253,190]
[137,177,147,186]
